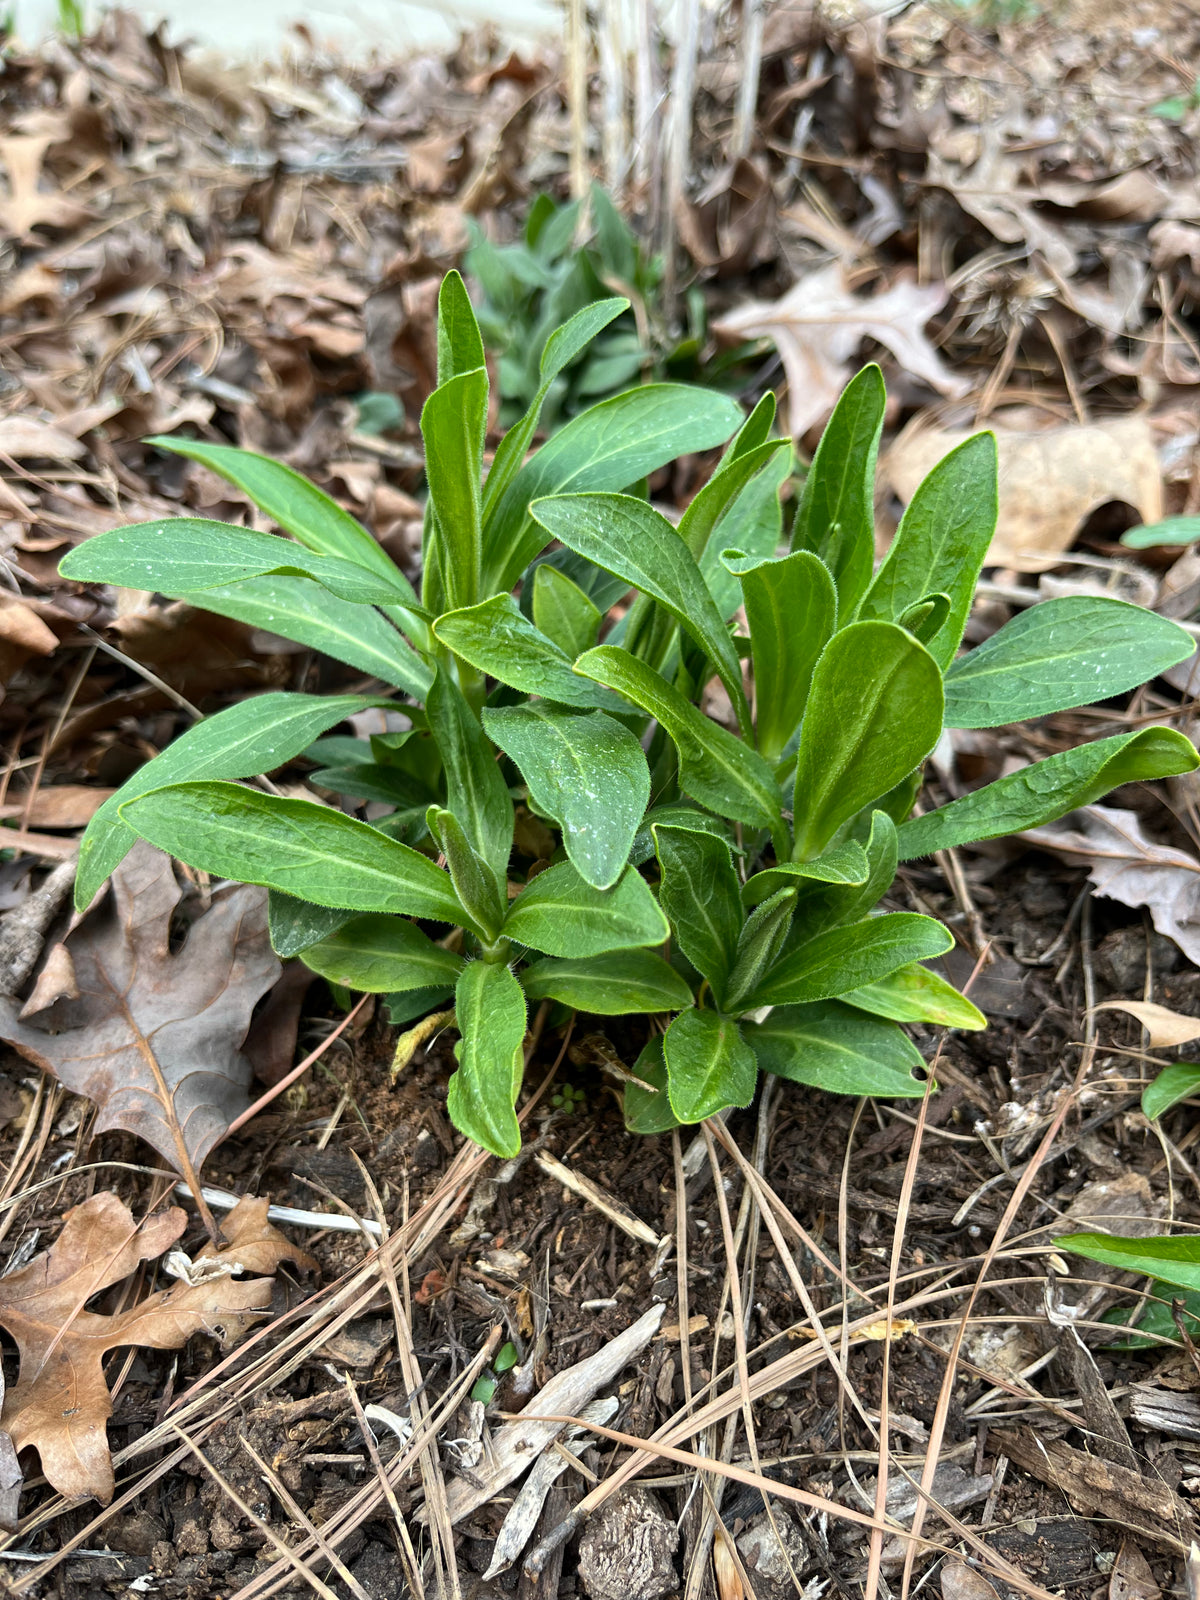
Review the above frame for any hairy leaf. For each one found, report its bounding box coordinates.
[842,962,986,1030]
[742,912,953,1009]
[622,1036,680,1134]
[434,594,625,710]
[426,666,513,885]
[663,1009,757,1123]
[300,915,464,994]
[503,860,668,957]
[653,823,743,1003]
[747,1000,927,1097]
[447,961,527,1157]
[520,950,693,1014]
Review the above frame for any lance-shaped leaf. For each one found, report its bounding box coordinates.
[741,912,953,1009]
[724,888,797,1013]
[842,962,986,1030]
[484,705,649,890]
[447,961,527,1158]
[120,782,463,921]
[75,692,388,912]
[742,840,869,908]
[631,804,732,866]
[791,811,900,943]
[434,594,626,711]
[482,297,630,522]
[60,519,421,608]
[679,429,789,564]
[575,646,781,830]
[532,493,752,733]
[0,844,278,1182]
[623,1036,680,1135]
[793,621,943,861]
[943,596,1195,729]
[436,268,486,381]
[165,574,431,698]
[1054,1230,1200,1296]
[746,1000,927,1097]
[653,824,743,1003]
[521,950,693,1014]
[0,1192,309,1505]
[503,860,668,957]
[268,891,351,958]
[427,808,506,940]
[482,384,744,593]
[663,1009,757,1123]
[422,367,488,613]
[724,547,836,762]
[896,728,1200,859]
[426,666,513,885]
[1143,1062,1200,1122]
[144,436,417,597]
[790,364,886,618]
[531,562,602,659]
[858,431,998,670]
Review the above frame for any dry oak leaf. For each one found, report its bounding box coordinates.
[713,262,969,439]
[884,415,1162,572]
[0,136,92,240]
[0,842,280,1185]
[0,1192,310,1504]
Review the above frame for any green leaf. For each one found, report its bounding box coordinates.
[433,594,625,710]
[311,762,435,808]
[1143,1061,1200,1122]
[679,438,791,563]
[742,841,869,908]
[447,961,527,1157]
[841,962,986,1030]
[742,913,953,1009]
[422,367,488,613]
[385,986,455,1026]
[724,889,797,1013]
[268,891,350,958]
[699,446,792,625]
[896,728,1200,859]
[483,384,744,594]
[747,1000,927,1097]
[575,646,782,830]
[482,298,630,523]
[663,1009,757,1123]
[793,621,943,861]
[652,824,742,1004]
[426,666,513,885]
[631,804,731,866]
[503,861,668,957]
[119,781,463,921]
[75,692,386,912]
[898,592,951,646]
[144,436,417,596]
[1055,1231,1200,1295]
[436,269,486,383]
[59,519,421,608]
[299,914,465,992]
[791,811,900,941]
[483,705,649,890]
[531,493,752,734]
[790,364,886,617]
[723,548,836,762]
[943,597,1195,729]
[623,1036,680,1134]
[531,562,602,658]
[521,950,693,1014]
[1122,516,1200,549]
[166,574,431,698]
[859,432,999,670]
[428,807,506,940]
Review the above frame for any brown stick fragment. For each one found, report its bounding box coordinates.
[0,857,76,996]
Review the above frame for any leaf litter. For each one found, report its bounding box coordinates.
[1,3,1200,1599]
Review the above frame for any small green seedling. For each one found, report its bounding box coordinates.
[60,270,1199,1156]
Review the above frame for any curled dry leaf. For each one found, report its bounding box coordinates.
[0,1191,311,1504]
[1094,1001,1200,1050]
[712,262,969,438]
[1022,805,1200,965]
[884,416,1162,572]
[0,842,280,1193]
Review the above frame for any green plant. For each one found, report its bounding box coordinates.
[56,0,85,36]
[466,187,723,430]
[60,272,1199,1158]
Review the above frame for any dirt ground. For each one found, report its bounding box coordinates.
[3,3,1200,1599]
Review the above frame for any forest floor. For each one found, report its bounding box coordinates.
[3,4,1200,1600]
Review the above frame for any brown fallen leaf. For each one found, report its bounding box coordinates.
[0,135,92,240]
[1094,1000,1200,1050]
[0,843,280,1210]
[941,1559,1001,1600]
[1110,1538,1162,1600]
[712,262,969,438]
[884,415,1162,572]
[0,416,87,462]
[0,786,116,830]
[0,1191,310,1504]
[1022,805,1200,964]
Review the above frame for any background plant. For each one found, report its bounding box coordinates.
[60,273,1200,1159]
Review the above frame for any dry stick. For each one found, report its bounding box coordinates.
[598,0,627,195]
[223,993,372,1138]
[342,1371,427,1600]
[662,0,700,304]
[898,1046,1096,1600]
[672,1129,694,1410]
[170,1424,341,1600]
[730,0,764,159]
[865,1070,937,1600]
[566,0,589,203]
[239,1433,373,1600]
[631,0,657,199]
